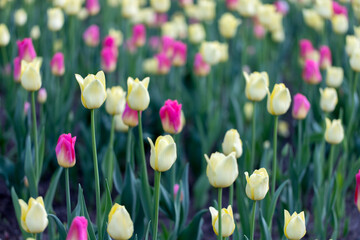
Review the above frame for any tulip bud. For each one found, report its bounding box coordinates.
[75,71,107,109]
[325,118,344,144]
[173,184,184,201]
[47,8,64,32]
[198,0,216,21]
[315,0,333,18]
[326,66,343,88]
[122,0,139,18]
[226,0,238,10]
[350,47,360,72]
[332,14,349,34]
[132,24,146,47]
[101,47,118,73]
[106,86,126,115]
[161,21,178,39]
[66,216,88,240]
[148,135,177,172]
[122,103,139,127]
[222,129,243,158]
[151,0,171,13]
[160,99,183,134]
[188,24,206,44]
[320,88,338,113]
[243,71,269,101]
[302,60,322,84]
[171,41,187,67]
[275,0,289,15]
[21,58,43,92]
[244,102,254,121]
[161,36,174,57]
[14,9,27,27]
[267,83,291,115]
[83,25,100,47]
[0,24,10,46]
[143,58,159,74]
[254,21,266,39]
[50,52,65,76]
[278,120,290,138]
[55,133,76,168]
[302,9,324,32]
[237,0,258,17]
[209,205,235,237]
[14,57,22,83]
[179,0,193,7]
[77,8,89,20]
[284,210,306,240]
[299,39,314,60]
[205,152,238,188]
[107,204,134,240]
[17,38,37,62]
[292,93,310,120]
[86,0,100,16]
[319,45,332,69]
[355,170,360,211]
[54,0,66,8]
[194,53,211,77]
[114,114,129,132]
[126,77,150,111]
[200,41,221,65]
[37,88,47,104]
[19,197,48,233]
[30,26,41,40]
[218,43,229,62]
[244,168,269,200]
[64,0,82,15]
[109,28,124,46]
[346,35,360,56]
[271,29,285,43]
[333,1,348,16]
[218,13,241,39]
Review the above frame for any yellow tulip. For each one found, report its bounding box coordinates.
[200,41,222,65]
[47,8,64,32]
[325,118,344,144]
[302,9,324,32]
[30,26,41,40]
[244,71,269,101]
[188,24,206,44]
[205,152,238,188]
[244,168,269,200]
[109,28,123,46]
[0,24,10,46]
[267,83,291,115]
[222,129,243,158]
[314,0,333,18]
[114,114,129,132]
[346,36,360,56]
[107,204,133,240]
[161,21,178,39]
[284,210,306,240]
[326,67,343,88]
[151,0,170,13]
[148,135,177,172]
[257,4,276,30]
[19,197,48,233]
[320,88,338,113]
[126,77,150,111]
[198,0,216,21]
[332,15,349,34]
[209,205,235,237]
[63,0,82,15]
[14,8,27,27]
[218,13,241,39]
[122,0,139,18]
[21,58,42,92]
[350,47,360,72]
[218,43,229,62]
[244,102,254,121]
[105,86,126,115]
[237,0,258,17]
[75,71,107,109]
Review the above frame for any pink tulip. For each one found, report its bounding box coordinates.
[155,53,172,75]
[125,38,137,54]
[149,36,161,51]
[302,59,322,84]
[37,88,47,104]
[161,36,175,57]
[83,25,100,47]
[86,0,100,15]
[101,47,117,73]
[122,103,139,127]
[24,101,30,115]
[55,133,77,168]
[155,13,168,26]
[253,22,266,39]
[132,24,146,47]
[160,99,182,134]
[319,45,332,69]
[299,39,314,59]
[17,38,37,62]
[274,0,289,15]
[66,216,88,240]
[13,57,21,82]
[226,0,239,10]
[173,184,184,201]
[292,93,310,120]
[172,41,187,67]
[103,36,118,54]
[355,170,360,211]
[50,52,65,76]
[194,53,210,77]
[333,1,347,16]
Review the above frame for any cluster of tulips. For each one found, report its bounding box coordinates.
[1,0,360,239]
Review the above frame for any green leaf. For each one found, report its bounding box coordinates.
[260,210,271,240]
[267,180,289,225]
[194,173,210,209]
[11,187,31,238]
[144,220,151,240]
[48,214,67,240]
[79,185,96,240]
[102,180,112,240]
[38,126,45,183]
[122,163,138,220]
[113,157,123,195]
[160,185,175,220]
[178,209,207,240]
[45,167,63,211]
[235,178,250,236]
[24,136,37,197]
[180,164,190,230]
[101,147,116,192]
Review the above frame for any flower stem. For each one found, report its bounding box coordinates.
[271,116,279,195]
[109,115,115,150]
[328,144,335,179]
[65,168,71,227]
[153,171,161,240]
[250,201,257,240]
[31,92,39,183]
[126,127,132,165]
[251,102,257,171]
[218,188,222,240]
[346,72,358,139]
[297,120,302,167]
[91,110,102,240]
[229,184,233,206]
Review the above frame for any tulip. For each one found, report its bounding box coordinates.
[332,14,348,34]
[75,71,107,109]
[257,4,277,30]
[198,0,216,21]
[350,47,360,72]
[66,216,88,240]
[101,47,118,73]
[19,197,48,233]
[194,53,211,76]
[278,120,290,138]
[284,210,306,240]
[333,1,348,16]
[319,46,332,69]
[132,24,146,47]
[237,0,258,17]
[86,0,100,15]
[122,103,139,127]
[151,0,170,13]
[83,25,100,47]
[50,52,65,76]
[355,170,360,211]
[315,0,333,18]
[320,88,338,113]
[122,0,139,18]
[55,133,76,168]
[24,101,30,115]
[275,0,289,15]
[171,41,187,67]
[200,41,221,65]
[148,135,177,172]
[326,67,343,88]
[143,58,159,74]
[243,71,269,101]
[180,0,193,7]
[299,39,314,60]
[159,99,183,134]
[107,204,134,240]
[218,13,241,39]
[114,114,129,132]
[218,43,229,63]
[0,24,10,46]
[21,58,43,92]
[325,118,344,144]
[205,152,238,188]
[47,8,64,32]
[37,88,47,104]
[188,24,206,44]
[105,86,126,115]
[161,22,178,39]
[253,21,266,39]
[54,0,66,7]
[346,36,360,56]
[14,8,27,26]
[302,9,324,32]
[222,129,243,158]
[292,93,310,120]
[209,205,235,237]
[102,35,118,52]
[30,26,41,40]
[267,83,291,115]
[161,36,174,57]
[244,168,269,200]
[271,28,285,43]
[17,38,37,62]
[109,28,123,46]
[302,59,322,84]
[64,0,82,15]
[226,0,238,10]
[14,57,22,82]
[126,77,150,111]
[244,102,254,121]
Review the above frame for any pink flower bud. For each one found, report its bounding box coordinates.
[299,39,314,59]
[86,0,100,16]
[83,25,100,47]
[194,53,210,77]
[50,52,65,76]
[173,184,184,201]
[160,99,182,134]
[103,36,118,55]
[66,216,88,240]
[254,22,266,39]
[24,101,30,115]
[292,93,310,120]
[17,38,37,62]
[355,170,360,211]
[101,47,117,73]
[333,1,347,16]
[302,59,322,84]
[155,53,172,75]
[161,36,174,58]
[37,88,47,104]
[226,0,239,10]
[13,57,21,82]
[132,24,146,47]
[122,103,139,127]
[274,0,289,15]
[172,41,187,67]
[319,45,332,69]
[55,133,76,168]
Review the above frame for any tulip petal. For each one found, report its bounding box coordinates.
[157,143,177,171]
[82,79,107,109]
[25,201,48,233]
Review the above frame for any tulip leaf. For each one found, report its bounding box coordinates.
[160,184,175,220]
[331,207,339,240]
[235,178,250,236]
[178,209,207,240]
[24,136,37,197]
[45,167,63,211]
[121,163,138,221]
[48,214,67,240]
[266,179,289,225]
[259,210,271,240]
[11,187,31,238]
[101,147,116,192]
[144,220,151,240]
[101,180,112,240]
[38,126,45,182]
[113,157,123,195]
[78,184,96,240]
[180,164,190,230]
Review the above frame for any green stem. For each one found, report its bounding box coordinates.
[250,201,257,240]
[328,144,335,179]
[1,46,8,65]
[109,116,115,149]
[271,116,279,196]
[251,102,257,171]
[65,168,71,227]
[31,92,39,183]
[346,72,358,139]
[229,184,233,206]
[126,127,132,165]
[153,171,161,240]
[297,120,302,167]
[91,110,102,240]
[218,188,222,240]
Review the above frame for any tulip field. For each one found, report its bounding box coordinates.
[2,0,360,239]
